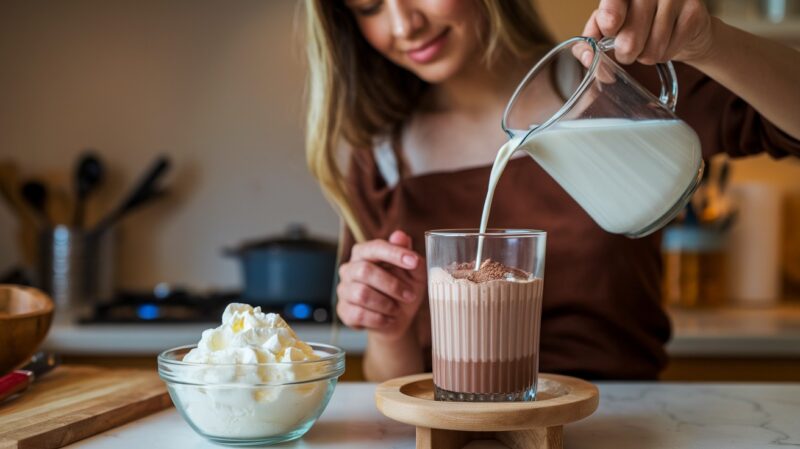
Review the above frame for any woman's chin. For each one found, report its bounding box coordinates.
[406,60,464,84]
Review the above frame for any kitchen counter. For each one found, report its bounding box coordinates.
[66,381,800,448]
[667,305,800,356]
[44,304,800,357]
[43,321,368,355]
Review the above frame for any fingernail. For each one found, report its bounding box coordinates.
[402,254,418,268]
[403,290,415,302]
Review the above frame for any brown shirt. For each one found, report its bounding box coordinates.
[340,63,800,380]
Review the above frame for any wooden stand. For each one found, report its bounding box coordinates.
[375,373,598,449]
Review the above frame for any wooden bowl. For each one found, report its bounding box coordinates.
[0,285,54,373]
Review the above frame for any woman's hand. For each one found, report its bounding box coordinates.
[582,0,715,66]
[580,1,800,138]
[336,230,426,341]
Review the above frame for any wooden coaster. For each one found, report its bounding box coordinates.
[375,373,599,449]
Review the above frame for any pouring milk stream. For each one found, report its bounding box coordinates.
[474,37,703,267]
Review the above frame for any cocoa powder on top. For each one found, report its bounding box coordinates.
[448,259,530,283]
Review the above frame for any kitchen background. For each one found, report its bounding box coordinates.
[1,0,799,290]
[1,0,799,380]
[0,0,338,290]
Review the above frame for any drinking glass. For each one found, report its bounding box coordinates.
[425,229,546,402]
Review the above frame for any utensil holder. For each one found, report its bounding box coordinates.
[37,225,115,321]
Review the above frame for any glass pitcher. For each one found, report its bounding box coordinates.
[503,37,704,238]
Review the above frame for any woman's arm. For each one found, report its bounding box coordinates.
[689,18,800,138]
[364,329,425,381]
[583,0,800,139]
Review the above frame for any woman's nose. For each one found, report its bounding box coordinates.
[386,0,424,39]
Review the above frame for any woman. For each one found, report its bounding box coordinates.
[304,0,800,381]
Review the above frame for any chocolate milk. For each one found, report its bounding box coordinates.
[429,260,543,400]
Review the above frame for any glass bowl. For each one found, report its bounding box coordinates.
[158,343,345,446]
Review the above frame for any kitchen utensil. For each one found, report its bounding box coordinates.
[0,285,54,375]
[159,343,344,446]
[72,152,104,228]
[90,155,170,235]
[0,161,24,217]
[20,180,49,227]
[38,225,115,322]
[40,171,75,226]
[0,366,170,449]
[376,372,599,449]
[224,224,337,307]
[0,351,60,402]
[502,36,704,238]
[0,162,41,268]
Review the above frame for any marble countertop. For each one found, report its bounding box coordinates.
[66,381,800,449]
[45,305,800,358]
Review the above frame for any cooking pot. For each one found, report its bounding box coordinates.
[224,224,337,307]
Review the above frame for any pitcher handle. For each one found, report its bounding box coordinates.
[597,37,679,111]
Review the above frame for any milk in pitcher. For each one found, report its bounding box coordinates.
[519,118,701,234]
[477,118,702,253]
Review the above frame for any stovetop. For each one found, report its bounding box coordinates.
[79,284,332,325]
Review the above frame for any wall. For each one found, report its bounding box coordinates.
[0,0,339,290]
[534,0,598,40]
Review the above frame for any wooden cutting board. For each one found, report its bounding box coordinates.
[0,365,171,449]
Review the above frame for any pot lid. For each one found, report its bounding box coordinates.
[230,224,337,252]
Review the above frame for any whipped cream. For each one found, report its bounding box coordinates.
[170,303,330,440]
[183,303,320,382]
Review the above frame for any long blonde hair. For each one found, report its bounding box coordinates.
[304,0,552,242]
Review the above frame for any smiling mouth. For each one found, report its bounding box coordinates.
[405,28,450,63]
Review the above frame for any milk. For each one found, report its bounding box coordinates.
[476,119,701,263]
[474,136,523,264]
[522,118,701,233]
